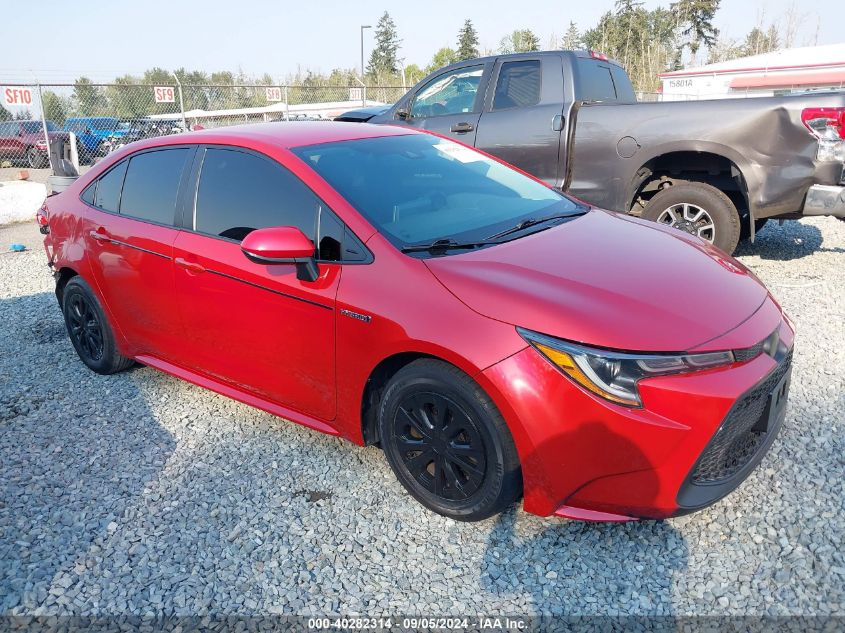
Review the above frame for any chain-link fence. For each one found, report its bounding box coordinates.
[0,83,406,171]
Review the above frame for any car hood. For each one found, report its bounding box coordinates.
[424,209,769,352]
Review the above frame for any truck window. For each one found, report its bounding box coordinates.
[410,66,483,118]
[577,59,617,102]
[610,65,636,102]
[493,60,542,110]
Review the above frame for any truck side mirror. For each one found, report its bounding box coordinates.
[395,108,409,120]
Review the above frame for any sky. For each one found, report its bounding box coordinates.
[1,0,840,84]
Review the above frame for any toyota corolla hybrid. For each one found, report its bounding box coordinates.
[38,122,793,522]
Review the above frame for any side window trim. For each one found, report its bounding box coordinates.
[186,143,373,265]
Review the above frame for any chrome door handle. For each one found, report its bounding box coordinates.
[89,229,110,242]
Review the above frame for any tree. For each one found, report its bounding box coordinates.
[73,77,107,117]
[456,19,479,60]
[671,0,720,63]
[425,47,457,74]
[404,63,425,85]
[41,91,70,125]
[561,21,581,50]
[499,29,541,53]
[366,11,402,80]
[0,105,11,122]
[743,25,779,56]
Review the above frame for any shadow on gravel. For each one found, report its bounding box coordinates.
[481,426,689,615]
[0,291,175,613]
[734,220,845,261]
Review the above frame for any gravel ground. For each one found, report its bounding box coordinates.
[0,218,843,618]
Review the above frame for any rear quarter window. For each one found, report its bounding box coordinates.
[577,59,618,102]
[92,161,128,212]
[493,60,542,110]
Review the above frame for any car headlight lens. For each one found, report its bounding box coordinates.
[518,328,734,407]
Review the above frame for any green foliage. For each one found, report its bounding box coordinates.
[41,91,70,125]
[0,105,12,122]
[366,11,402,81]
[425,48,457,75]
[404,63,425,86]
[561,21,581,50]
[583,4,677,92]
[456,19,480,60]
[671,0,720,59]
[499,29,541,53]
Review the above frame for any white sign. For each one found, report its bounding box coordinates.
[265,87,282,102]
[153,86,176,103]
[3,87,33,106]
[349,87,363,101]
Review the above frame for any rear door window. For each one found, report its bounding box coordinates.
[92,161,128,212]
[194,148,318,242]
[493,60,542,110]
[577,59,618,102]
[119,148,190,225]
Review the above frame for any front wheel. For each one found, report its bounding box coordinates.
[641,182,741,254]
[378,359,522,521]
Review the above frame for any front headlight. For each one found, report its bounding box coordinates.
[518,328,734,407]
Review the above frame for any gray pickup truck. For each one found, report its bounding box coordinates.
[338,50,845,253]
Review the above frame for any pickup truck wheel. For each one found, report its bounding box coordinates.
[641,183,740,254]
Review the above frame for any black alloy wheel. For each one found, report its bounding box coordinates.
[393,391,487,501]
[61,276,134,375]
[378,359,522,521]
[66,292,104,363]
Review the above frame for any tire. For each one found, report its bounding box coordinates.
[62,277,134,375]
[641,182,741,254]
[378,359,522,521]
[26,147,47,169]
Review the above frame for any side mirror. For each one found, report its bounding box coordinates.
[240,226,319,282]
[395,107,409,120]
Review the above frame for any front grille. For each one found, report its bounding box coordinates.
[691,349,792,484]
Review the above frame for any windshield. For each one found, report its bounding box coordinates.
[21,121,58,133]
[293,134,581,252]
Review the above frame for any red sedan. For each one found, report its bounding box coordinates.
[39,123,793,521]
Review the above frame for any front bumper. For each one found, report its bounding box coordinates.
[482,307,794,520]
[802,184,845,218]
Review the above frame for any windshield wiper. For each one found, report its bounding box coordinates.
[485,211,586,241]
[400,238,498,254]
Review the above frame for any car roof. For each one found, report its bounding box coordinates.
[133,121,416,151]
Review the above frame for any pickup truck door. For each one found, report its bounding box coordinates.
[474,56,569,188]
[396,61,493,144]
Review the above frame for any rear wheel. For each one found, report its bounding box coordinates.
[641,182,741,254]
[378,359,522,521]
[62,277,134,374]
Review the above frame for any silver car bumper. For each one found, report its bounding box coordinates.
[803,184,845,218]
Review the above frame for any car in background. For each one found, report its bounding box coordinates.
[101,118,185,154]
[63,117,129,163]
[0,119,68,168]
[39,122,794,522]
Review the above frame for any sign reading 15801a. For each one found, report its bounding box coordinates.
[4,87,33,106]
